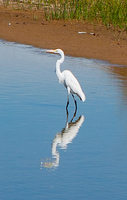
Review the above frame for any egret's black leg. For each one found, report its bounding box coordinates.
[72,94,77,111]
[66,99,69,109]
[66,94,69,114]
[66,87,70,110]
[72,94,77,118]
[65,108,69,129]
[66,103,69,116]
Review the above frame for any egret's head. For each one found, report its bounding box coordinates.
[45,49,64,56]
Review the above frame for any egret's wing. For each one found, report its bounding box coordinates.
[63,70,85,101]
[63,70,82,93]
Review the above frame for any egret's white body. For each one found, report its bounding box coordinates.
[46,49,86,111]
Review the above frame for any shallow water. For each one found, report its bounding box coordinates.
[0,40,127,200]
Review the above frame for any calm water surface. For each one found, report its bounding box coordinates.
[0,40,127,200]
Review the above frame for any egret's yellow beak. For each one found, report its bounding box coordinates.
[45,49,57,53]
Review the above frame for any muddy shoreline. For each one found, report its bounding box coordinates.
[0,6,127,66]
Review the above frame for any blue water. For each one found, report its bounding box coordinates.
[0,40,127,200]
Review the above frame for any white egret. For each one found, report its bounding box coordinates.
[45,49,86,112]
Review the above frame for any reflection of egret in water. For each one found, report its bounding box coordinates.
[40,112,84,170]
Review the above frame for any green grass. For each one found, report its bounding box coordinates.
[3,0,127,31]
[43,0,127,30]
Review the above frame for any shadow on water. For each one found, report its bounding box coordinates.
[40,109,84,170]
[93,59,127,106]
[107,65,127,103]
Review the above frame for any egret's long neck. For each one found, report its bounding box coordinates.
[56,52,64,83]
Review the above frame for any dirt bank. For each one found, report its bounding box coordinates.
[0,6,127,66]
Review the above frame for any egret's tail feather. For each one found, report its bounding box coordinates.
[81,92,86,102]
